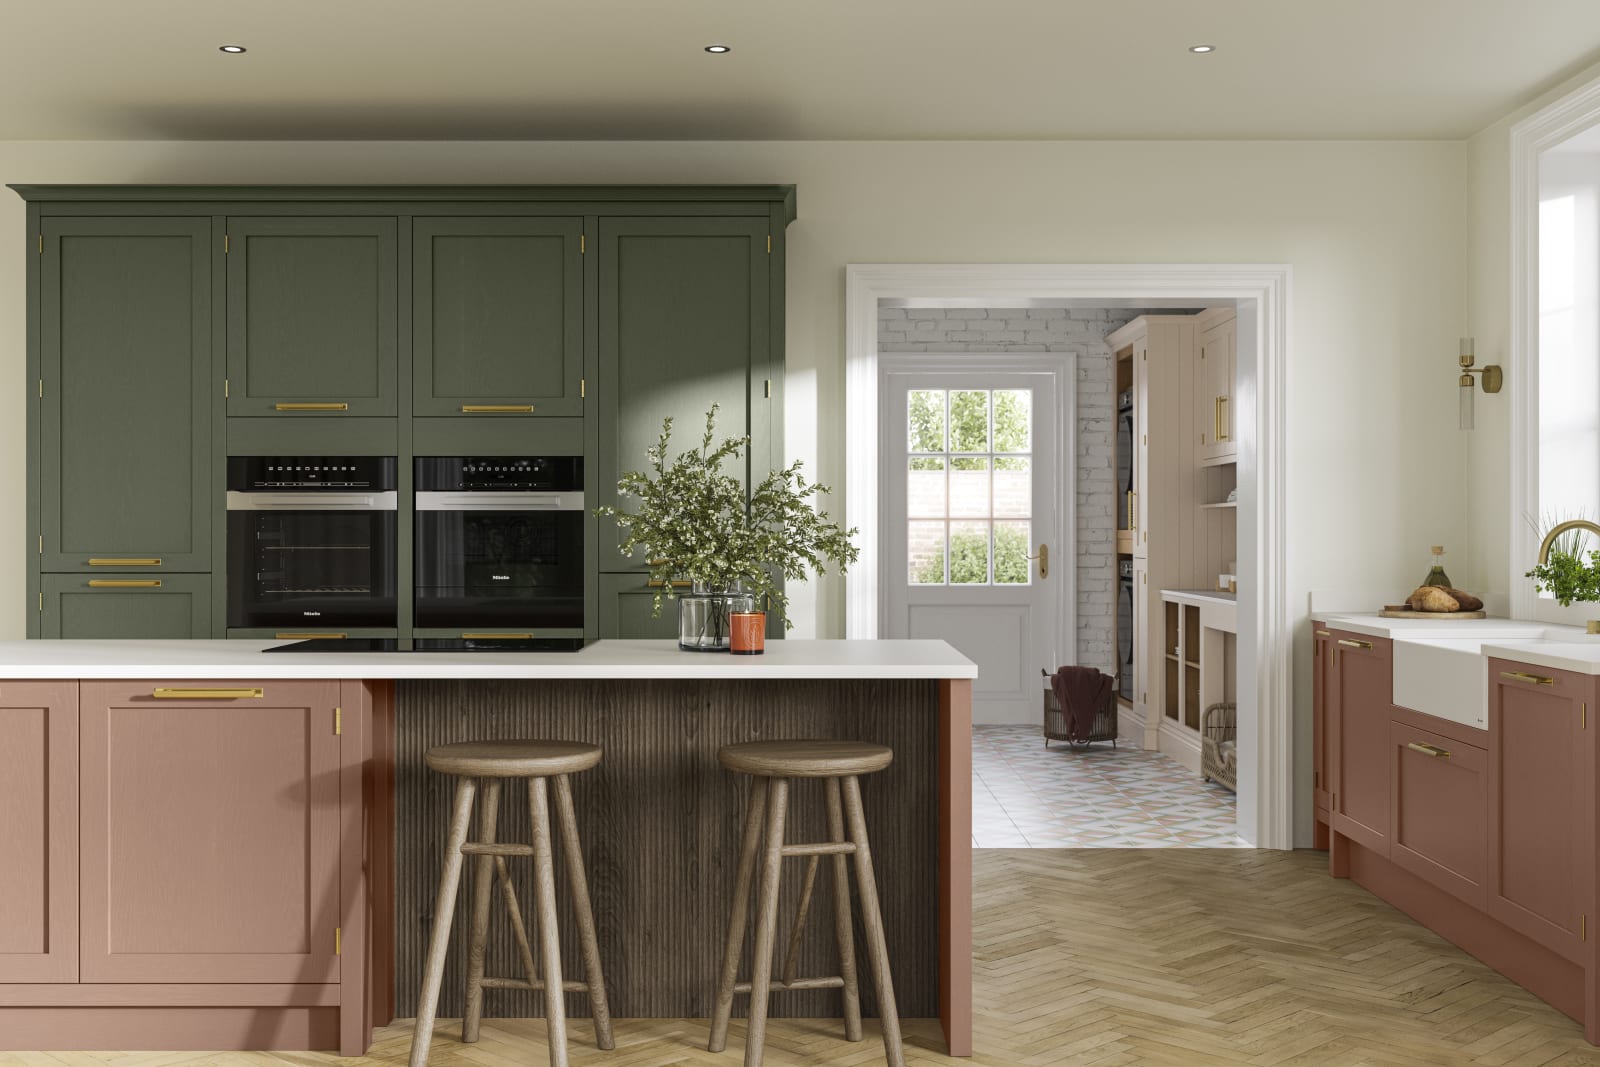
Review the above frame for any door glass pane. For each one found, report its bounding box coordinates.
[993,457,1029,518]
[908,390,946,453]
[948,457,990,518]
[993,389,1031,453]
[948,520,990,584]
[908,521,946,584]
[949,390,989,452]
[995,520,1031,584]
[907,457,946,518]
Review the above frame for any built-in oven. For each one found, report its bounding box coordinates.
[226,457,398,629]
[414,457,584,635]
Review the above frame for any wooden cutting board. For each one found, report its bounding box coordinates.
[1378,607,1487,620]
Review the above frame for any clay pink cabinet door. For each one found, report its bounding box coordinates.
[1329,633,1392,854]
[1486,661,1595,963]
[1312,628,1333,820]
[1388,722,1487,908]
[0,681,78,983]
[79,680,344,983]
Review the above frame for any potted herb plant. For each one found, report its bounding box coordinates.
[597,405,859,651]
[1526,512,1600,608]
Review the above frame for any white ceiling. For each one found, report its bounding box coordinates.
[2,0,1598,141]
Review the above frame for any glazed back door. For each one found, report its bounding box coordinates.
[883,372,1060,724]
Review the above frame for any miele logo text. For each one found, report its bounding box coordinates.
[303,611,322,616]
[492,574,511,581]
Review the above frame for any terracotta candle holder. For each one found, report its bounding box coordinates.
[730,612,766,655]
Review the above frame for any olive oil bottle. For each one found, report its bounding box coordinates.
[1422,545,1452,589]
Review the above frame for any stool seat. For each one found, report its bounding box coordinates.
[425,740,602,778]
[718,740,893,779]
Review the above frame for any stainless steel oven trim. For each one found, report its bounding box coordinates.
[226,491,399,511]
[415,491,585,512]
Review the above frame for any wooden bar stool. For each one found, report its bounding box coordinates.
[409,740,613,1067]
[708,740,904,1067]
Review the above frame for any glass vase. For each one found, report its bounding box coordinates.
[678,581,755,652]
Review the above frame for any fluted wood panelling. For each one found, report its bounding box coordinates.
[394,679,938,1021]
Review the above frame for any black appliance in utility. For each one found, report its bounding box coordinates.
[414,457,584,633]
[1116,387,1134,536]
[1117,559,1135,702]
[227,457,398,629]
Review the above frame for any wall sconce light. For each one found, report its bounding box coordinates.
[1458,337,1502,431]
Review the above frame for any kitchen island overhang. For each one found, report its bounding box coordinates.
[0,639,975,1058]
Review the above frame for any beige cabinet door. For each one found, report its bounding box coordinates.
[1132,336,1150,557]
[0,682,78,983]
[1199,313,1237,463]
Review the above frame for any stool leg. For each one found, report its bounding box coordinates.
[825,776,863,1042]
[841,775,905,1067]
[408,777,477,1067]
[462,778,502,1043]
[709,776,770,1053]
[529,776,569,1067]
[744,777,790,1067]
[553,773,614,1051]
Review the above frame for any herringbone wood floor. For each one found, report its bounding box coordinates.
[9,850,1600,1067]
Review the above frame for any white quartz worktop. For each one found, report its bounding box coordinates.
[0,638,978,681]
[1313,613,1550,641]
[1480,638,1600,676]
[1160,589,1237,607]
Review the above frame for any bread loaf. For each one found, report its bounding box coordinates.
[1407,586,1461,612]
[1444,588,1484,611]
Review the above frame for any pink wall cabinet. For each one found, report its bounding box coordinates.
[1328,632,1392,855]
[1486,661,1595,965]
[1388,720,1487,908]
[0,682,78,983]
[79,680,344,983]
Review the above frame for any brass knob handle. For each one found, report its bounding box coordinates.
[274,402,349,411]
[1500,670,1555,686]
[87,558,161,567]
[151,688,264,699]
[1407,741,1451,759]
[88,579,161,588]
[460,405,534,413]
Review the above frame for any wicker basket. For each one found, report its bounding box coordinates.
[1041,669,1119,748]
[1201,702,1237,792]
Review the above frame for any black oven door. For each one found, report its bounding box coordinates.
[227,507,398,628]
[415,495,583,629]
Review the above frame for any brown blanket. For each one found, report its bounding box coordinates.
[1050,665,1113,742]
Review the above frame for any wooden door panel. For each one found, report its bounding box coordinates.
[1313,627,1332,817]
[1330,632,1391,853]
[42,574,211,639]
[40,217,212,573]
[413,217,583,416]
[226,217,397,416]
[80,680,342,982]
[1389,721,1486,906]
[0,682,78,982]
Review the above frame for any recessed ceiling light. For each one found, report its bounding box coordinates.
[704,44,731,54]
[1188,44,1216,54]
[219,44,247,54]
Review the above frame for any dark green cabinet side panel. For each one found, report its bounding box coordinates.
[40,217,212,573]
[596,217,771,570]
[226,216,398,416]
[413,217,583,417]
[42,574,211,638]
[597,573,683,639]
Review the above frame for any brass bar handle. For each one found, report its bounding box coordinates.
[1407,741,1451,759]
[88,579,161,588]
[1216,395,1231,442]
[274,402,349,411]
[647,579,693,589]
[460,404,535,413]
[88,558,161,567]
[275,632,347,640]
[1315,629,1332,637]
[1026,543,1049,579]
[152,687,264,699]
[1126,490,1133,530]
[1337,638,1373,650]
[1501,670,1555,686]
[461,633,534,640]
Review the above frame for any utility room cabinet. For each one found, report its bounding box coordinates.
[1196,308,1237,463]
[0,682,78,983]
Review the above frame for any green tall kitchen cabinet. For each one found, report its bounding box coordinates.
[15,185,794,640]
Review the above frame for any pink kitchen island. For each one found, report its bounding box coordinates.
[0,639,975,1057]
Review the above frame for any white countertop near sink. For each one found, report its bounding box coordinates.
[1482,634,1600,676]
[1313,613,1549,640]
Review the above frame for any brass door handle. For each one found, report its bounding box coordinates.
[1215,395,1231,443]
[1501,670,1555,686]
[88,558,161,567]
[1315,629,1332,637]
[461,633,534,640]
[151,688,264,699]
[460,405,534,413]
[647,579,692,589]
[1337,639,1373,650]
[1027,543,1049,578]
[274,402,349,411]
[88,579,161,588]
[275,632,347,640]
[1407,741,1451,759]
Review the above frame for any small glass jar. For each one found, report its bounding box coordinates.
[678,581,755,652]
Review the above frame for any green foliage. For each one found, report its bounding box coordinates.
[950,390,989,451]
[1526,550,1600,606]
[908,388,1030,456]
[596,405,859,628]
[993,390,1030,452]
[915,524,1029,585]
[908,390,944,452]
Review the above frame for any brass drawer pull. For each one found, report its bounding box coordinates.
[461,633,534,640]
[152,687,264,699]
[275,632,347,640]
[1337,638,1373,650]
[88,558,161,567]
[1407,741,1451,759]
[88,579,161,588]
[274,402,349,411]
[647,579,692,589]
[461,404,534,413]
[1501,670,1555,686]
[1315,629,1332,637]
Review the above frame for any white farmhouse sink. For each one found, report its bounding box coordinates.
[1392,638,1493,729]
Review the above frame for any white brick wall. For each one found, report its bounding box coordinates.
[878,306,1190,673]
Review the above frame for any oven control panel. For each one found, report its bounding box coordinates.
[228,456,397,492]
[416,457,583,492]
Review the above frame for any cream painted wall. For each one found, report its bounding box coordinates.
[0,139,1470,842]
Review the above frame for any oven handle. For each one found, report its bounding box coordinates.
[226,491,398,511]
[415,491,585,512]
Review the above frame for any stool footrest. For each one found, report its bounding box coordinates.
[733,975,847,994]
[779,842,857,857]
[460,842,535,857]
[480,975,592,994]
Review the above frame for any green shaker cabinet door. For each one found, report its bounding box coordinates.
[596,217,771,570]
[597,574,685,640]
[413,217,583,417]
[42,574,211,639]
[226,217,398,416]
[40,217,212,573]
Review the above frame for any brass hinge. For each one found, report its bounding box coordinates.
[764,379,771,398]
[1584,702,1588,729]
[38,592,43,612]
[38,233,43,254]
[767,234,772,254]
[224,234,229,254]
[38,535,42,555]
[1583,914,1587,942]
[334,706,342,735]
[580,377,586,399]
[580,233,585,254]
[38,378,43,399]
[335,926,342,955]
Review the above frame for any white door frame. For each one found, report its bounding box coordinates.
[844,263,1293,850]
[879,354,1077,718]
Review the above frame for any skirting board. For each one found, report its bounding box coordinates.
[0,1007,340,1051]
